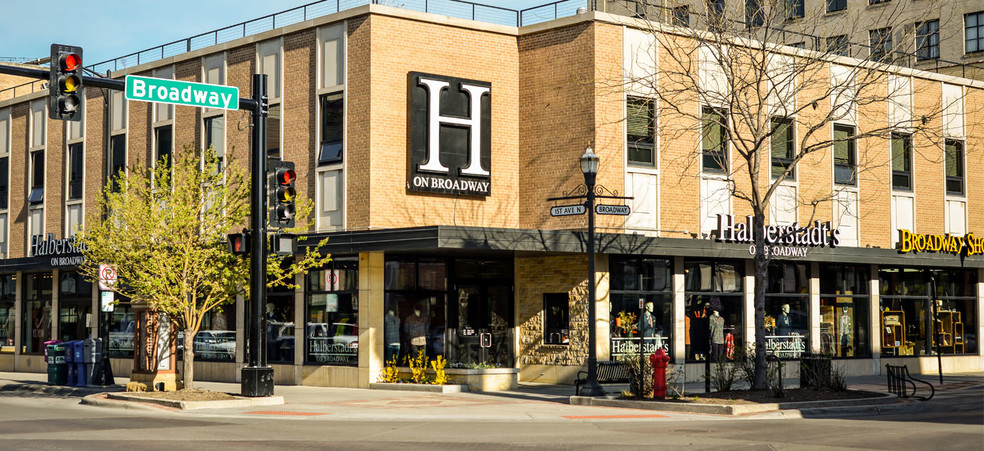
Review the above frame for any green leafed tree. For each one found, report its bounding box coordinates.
[77,146,330,389]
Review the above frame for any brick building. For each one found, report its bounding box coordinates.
[0,3,981,389]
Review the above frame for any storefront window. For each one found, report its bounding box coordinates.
[765,262,809,359]
[107,295,134,358]
[306,258,358,365]
[58,271,92,342]
[820,265,870,357]
[609,257,672,360]
[880,268,977,356]
[684,260,743,362]
[0,274,15,350]
[384,257,513,368]
[22,273,52,354]
[192,307,235,362]
[266,283,295,364]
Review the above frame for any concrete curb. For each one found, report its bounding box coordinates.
[102,392,285,410]
[0,383,123,397]
[570,391,899,416]
[80,393,169,412]
[369,383,467,393]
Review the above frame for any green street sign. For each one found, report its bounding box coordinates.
[125,75,239,110]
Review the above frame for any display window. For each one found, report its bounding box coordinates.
[384,257,513,368]
[819,265,870,357]
[107,295,134,358]
[609,257,673,360]
[22,273,52,354]
[306,257,358,365]
[879,267,977,356]
[266,283,296,364]
[684,260,743,362]
[764,262,809,359]
[189,307,236,362]
[57,271,92,342]
[0,274,14,351]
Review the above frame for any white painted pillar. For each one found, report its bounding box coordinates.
[672,257,686,363]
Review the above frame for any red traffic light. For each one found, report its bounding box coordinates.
[60,53,81,71]
[276,168,296,185]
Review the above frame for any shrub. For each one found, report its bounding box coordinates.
[430,355,451,385]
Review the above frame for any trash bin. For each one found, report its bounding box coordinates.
[83,338,103,386]
[46,343,68,385]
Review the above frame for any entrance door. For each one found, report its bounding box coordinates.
[448,282,513,367]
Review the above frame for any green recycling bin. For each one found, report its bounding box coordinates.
[46,343,68,385]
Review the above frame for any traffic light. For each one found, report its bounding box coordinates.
[267,160,296,229]
[49,44,84,121]
[227,230,250,255]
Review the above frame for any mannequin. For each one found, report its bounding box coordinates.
[709,309,725,361]
[777,304,792,336]
[385,309,401,362]
[839,306,852,356]
[639,301,657,338]
[404,306,428,357]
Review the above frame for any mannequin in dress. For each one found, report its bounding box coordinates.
[709,310,725,361]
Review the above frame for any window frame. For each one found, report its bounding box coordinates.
[701,106,729,174]
[826,0,847,13]
[833,124,856,186]
[826,35,849,57]
[945,139,965,196]
[626,96,656,168]
[891,132,913,191]
[916,20,940,61]
[869,27,893,63]
[966,11,984,54]
[770,117,795,180]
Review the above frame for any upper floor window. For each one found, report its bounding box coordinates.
[153,66,174,123]
[869,28,893,63]
[627,97,655,168]
[109,135,126,191]
[319,94,343,166]
[259,39,283,158]
[945,139,964,195]
[204,116,225,172]
[891,132,912,191]
[0,108,9,210]
[786,0,804,19]
[702,107,728,173]
[67,92,84,141]
[672,6,690,27]
[155,125,172,171]
[29,150,44,205]
[833,124,856,185]
[745,0,764,28]
[967,12,984,54]
[68,143,83,200]
[917,20,940,61]
[827,0,847,13]
[771,117,794,180]
[826,35,849,56]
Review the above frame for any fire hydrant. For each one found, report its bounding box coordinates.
[650,349,670,400]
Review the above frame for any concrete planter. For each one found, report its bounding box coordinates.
[369,383,466,393]
[380,367,519,392]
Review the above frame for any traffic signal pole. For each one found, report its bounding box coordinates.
[0,62,272,396]
[242,74,274,396]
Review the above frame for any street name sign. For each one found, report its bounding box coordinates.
[596,204,631,215]
[125,75,239,110]
[550,204,586,216]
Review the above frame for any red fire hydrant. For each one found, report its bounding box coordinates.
[650,349,670,400]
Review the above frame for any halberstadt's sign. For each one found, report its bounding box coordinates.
[715,214,841,258]
[408,72,491,196]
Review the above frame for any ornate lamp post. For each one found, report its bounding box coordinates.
[579,147,605,397]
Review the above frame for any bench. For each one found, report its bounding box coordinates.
[886,364,935,401]
[575,361,631,395]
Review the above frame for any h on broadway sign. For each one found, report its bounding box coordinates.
[125,75,239,110]
[408,72,491,196]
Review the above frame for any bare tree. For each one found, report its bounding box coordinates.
[607,0,973,388]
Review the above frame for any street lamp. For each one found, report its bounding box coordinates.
[579,146,605,397]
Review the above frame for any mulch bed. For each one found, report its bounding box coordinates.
[625,389,883,405]
[124,389,239,402]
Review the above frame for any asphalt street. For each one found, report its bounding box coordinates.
[0,371,980,450]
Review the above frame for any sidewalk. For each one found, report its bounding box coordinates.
[1,370,980,421]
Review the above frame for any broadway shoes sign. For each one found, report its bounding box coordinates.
[408,72,491,196]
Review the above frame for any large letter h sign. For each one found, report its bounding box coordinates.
[417,78,490,176]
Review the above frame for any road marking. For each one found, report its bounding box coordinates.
[562,414,667,419]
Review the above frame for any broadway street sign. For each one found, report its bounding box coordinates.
[550,204,586,216]
[595,204,630,215]
[125,75,239,110]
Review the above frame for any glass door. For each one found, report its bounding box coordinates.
[448,282,513,367]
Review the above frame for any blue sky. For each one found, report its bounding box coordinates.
[0,0,567,65]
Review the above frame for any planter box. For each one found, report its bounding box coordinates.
[382,367,519,392]
[369,383,466,393]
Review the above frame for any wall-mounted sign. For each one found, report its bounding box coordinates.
[31,233,85,257]
[897,229,984,256]
[408,72,491,196]
[715,214,840,258]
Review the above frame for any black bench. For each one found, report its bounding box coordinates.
[886,364,935,401]
[575,361,631,395]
